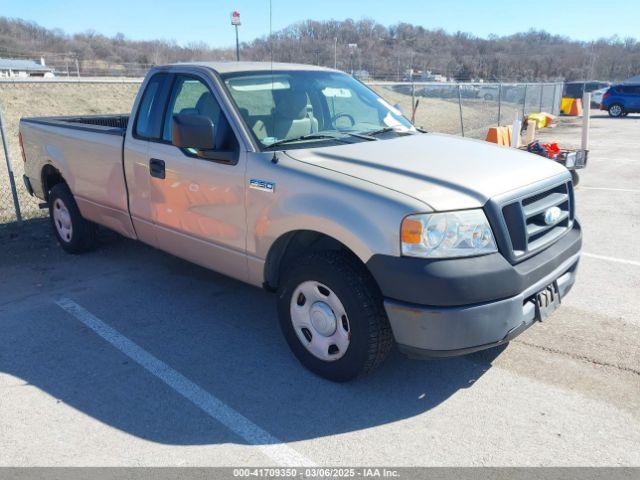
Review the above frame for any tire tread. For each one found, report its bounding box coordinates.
[49,183,96,253]
[279,250,393,380]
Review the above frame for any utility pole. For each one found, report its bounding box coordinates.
[231,11,241,61]
[74,56,80,77]
[334,37,338,69]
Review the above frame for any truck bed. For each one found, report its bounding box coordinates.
[21,114,129,136]
[20,113,134,237]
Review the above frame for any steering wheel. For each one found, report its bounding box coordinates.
[331,113,356,129]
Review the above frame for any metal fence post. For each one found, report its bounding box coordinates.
[0,106,22,223]
[411,80,415,123]
[522,84,528,119]
[457,84,464,137]
[582,92,591,151]
[539,85,544,112]
[554,83,561,116]
[497,83,502,126]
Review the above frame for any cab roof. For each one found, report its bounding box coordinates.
[163,61,338,75]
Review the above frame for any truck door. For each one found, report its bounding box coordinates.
[145,73,248,282]
[124,71,173,246]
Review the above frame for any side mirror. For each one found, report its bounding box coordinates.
[171,114,215,150]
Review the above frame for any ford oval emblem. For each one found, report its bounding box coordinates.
[544,206,562,225]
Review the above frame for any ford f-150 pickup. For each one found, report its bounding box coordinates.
[19,62,581,381]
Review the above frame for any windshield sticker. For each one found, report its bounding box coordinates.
[322,87,352,98]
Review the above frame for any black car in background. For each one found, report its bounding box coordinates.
[563,81,610,99]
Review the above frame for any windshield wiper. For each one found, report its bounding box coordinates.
[360,126,398,137]
[340,131,377,141]
[264,133,351,150]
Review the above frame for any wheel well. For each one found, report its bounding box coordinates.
[41,165,65,201]
[264,230,362,291]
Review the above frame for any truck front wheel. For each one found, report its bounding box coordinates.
[48,183,96,254]
[277,251,393,382]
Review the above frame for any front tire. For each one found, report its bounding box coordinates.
[570,170,580,186]
[608,103,624,118]
[48,183,96,253]
[277,251,393,382]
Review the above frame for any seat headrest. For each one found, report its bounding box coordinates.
[273,88,309,120]
[196,92,220,120]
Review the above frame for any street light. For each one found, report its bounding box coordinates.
[231,11,241,61]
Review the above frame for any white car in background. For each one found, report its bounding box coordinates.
[591,87,609,107]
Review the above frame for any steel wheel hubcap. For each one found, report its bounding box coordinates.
[290,280,350,361]
[310,302,337,336]
[53,198,73,242]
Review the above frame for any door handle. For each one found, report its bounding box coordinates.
[149,158,165,179]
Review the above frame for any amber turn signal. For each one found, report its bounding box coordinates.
[401,218,423,244]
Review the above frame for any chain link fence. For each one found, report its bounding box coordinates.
[1,79,562,224]
[368,82,563,138]
[0,79,141,223]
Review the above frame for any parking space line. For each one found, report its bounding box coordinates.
[55,297,315,467]
[579,187,640,193]
[583,253,640,267]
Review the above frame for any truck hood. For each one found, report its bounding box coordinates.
[285,133,569,211]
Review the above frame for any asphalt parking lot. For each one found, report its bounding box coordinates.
[1,112,639,467]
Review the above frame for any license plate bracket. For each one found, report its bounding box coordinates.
[535,281,561,321]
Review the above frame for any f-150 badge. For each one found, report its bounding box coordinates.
[249,179,275,193]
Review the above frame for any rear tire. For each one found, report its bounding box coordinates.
[277,251,393,382]
[49,183,96,254]
[608,103,624,118]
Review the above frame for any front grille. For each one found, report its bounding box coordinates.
[500,181,574,259]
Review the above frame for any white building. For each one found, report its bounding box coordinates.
[0,58,54,78]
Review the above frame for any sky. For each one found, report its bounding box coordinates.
[1,0,637,49]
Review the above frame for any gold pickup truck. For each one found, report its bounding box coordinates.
[19,62,581,381]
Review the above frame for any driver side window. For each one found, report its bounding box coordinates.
[162,75,238,152]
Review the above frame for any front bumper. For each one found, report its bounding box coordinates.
[367,222,581,357]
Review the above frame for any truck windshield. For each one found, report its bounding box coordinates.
[221,70,414,150]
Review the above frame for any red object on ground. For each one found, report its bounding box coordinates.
[542,143,561,159]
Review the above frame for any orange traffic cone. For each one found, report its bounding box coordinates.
[485,126,512,146]
[568,99,583,116]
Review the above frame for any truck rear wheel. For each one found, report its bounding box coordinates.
[48,183,96,253]
[277,251,393,382]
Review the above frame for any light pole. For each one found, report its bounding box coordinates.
[348,43,357,76]
[334,37,338,69]
[231,11,241,61]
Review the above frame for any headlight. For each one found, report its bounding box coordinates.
[401,210,498,258]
